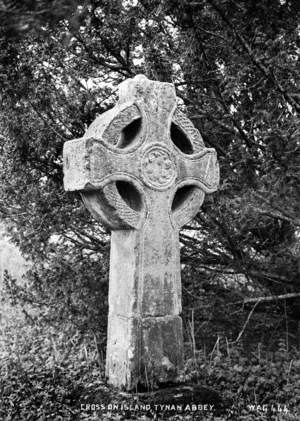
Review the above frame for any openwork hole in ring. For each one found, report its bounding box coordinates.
[170,122,194,154]
[172,185,197,212]
[115,180,143,212]
[116,118,142,149]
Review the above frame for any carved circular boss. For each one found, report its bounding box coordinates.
[141,145,177,191]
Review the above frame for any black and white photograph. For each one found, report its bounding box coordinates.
[0,1,299,420]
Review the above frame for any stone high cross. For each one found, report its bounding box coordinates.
[63,75,219,390]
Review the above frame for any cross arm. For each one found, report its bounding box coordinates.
[176,148,219,194]
[63,137,140,192]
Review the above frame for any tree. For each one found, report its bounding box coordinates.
[0,0,299,347]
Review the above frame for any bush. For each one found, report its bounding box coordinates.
[0,319,104,421]
[185,339,300,420]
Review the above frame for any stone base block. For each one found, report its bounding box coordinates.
[141,315,183,386]
[106,314,183,390]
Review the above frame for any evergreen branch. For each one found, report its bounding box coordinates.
[241,292,300,305]
[206,0,300,113]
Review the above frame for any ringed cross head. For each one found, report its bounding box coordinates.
[63,75,219,390]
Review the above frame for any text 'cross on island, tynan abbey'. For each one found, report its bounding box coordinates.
[63,74,219,390]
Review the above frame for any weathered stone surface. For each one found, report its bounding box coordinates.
[63,75,219,390]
